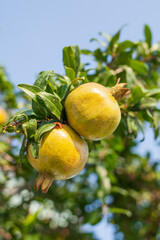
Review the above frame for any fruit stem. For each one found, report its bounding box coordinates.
[34,173,54,193]
[109,78,130,101]
[54,122,63,129]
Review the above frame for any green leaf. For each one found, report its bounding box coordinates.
[18,84,42,102]
[127,115,138,135]
[81,49,92,55]
[65,66,76,81]
[29,141,40,159]
[78,72,89,83]
[72,45,81,74]
[6,109,35,125]
[116,51,132,65]
[63,46,77,73]
[84,209,102,225]
[153,112,160,139]
[14,113,28,123]
[112,186,128,196]
[139,97,157,109]
[129,59,148,75]
[22,119,37,139]
[108,25,128,53]
[40,92,62,111]
[23,212,38,228]
[33,70,53,90]
[46,80,57,95]
[57,84,68,99]
[142,109,153,123]
[108,29,121,52]
[93,48,106,62]
[123,66,137,89]
[147,88,160,97]
[28,119,37,138]
[22,122,29,138]
[32,101,47,118]
[90,38,106,47]
[135,118,145,142]
[19,136,27,166]
[34,123,56,142]
[36,92,62,120]
[137,42,147,57]
[18,84,55,117]
[109,207,132,217]
[131,86,146,102]
[61,77,85,103]
[117,40,135,52]
[99,32,111,41]
[144,24,152,48]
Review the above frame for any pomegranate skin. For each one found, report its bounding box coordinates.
[65,82,121,141]
[27,124,88,193]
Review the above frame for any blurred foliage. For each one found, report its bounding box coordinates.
[1,25,160,240]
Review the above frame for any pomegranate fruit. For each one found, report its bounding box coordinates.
[0,108,7,125]
[65,79,130,140]
[27,124,88,193]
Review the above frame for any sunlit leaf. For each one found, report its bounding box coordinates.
[34,123,56,142]
[144,24,152,48]
[33,70,53,90]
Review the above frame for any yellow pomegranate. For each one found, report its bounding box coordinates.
[65,79,130,141]
[0,108,7,125]
[27,123,88,193]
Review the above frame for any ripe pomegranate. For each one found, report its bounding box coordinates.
[65,79,130,141]
[27,123,88,193]
[0,108,7,125]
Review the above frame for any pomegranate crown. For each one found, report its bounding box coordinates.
[109,78,130,101]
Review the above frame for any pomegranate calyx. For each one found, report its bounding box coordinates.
[34,173,54,193]
[109,78,130,101]
[54,122,63,129]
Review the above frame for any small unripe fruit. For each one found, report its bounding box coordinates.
[27,124,88,193]
[0,108,7,125]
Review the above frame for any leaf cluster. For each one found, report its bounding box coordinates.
[1,25,160,240]
[3,48,86,160]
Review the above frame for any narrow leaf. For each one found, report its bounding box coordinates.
[109,207,132,217]
[19,136,27,166]
[81,49,92,55]
[32,101,47,117]
[28,119,37,138]
[144,24,152,48]
[33,70,53,90]
[108,29,121,52]
[65,66,76,81]
[61,77,85,103]
[129,59,148,75]
[63,46,76,73]
[117,40,135,52]
[38,91,62,112]
[131,86,146,102]
[127,115,138,135]
[34,123,56,142]
[6,109,35,125]
[29,141,40,159]
[22,119,37,139]
[36,92,62,120]
[72,45,81,74]
[18,84,42,102]
[139,97,157,109]
[57,84,68,99]
[147,88,160,97]
[124,66,137,89]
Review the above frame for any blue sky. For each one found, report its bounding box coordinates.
[1,0,160,87]
[1,1,160,239]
